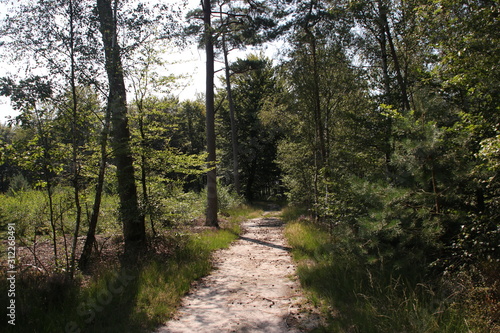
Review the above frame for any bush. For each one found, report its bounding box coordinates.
[216,182,244,212]
[0,187,122,240]
[155,188,205,227]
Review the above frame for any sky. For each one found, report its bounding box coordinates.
[0,0,282,124]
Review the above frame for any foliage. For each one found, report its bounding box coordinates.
[214,181,245,212]
[216,54,283,201]
[155,186,205,227]
[0,188,121,239]
[0,189,48,238]
[285,220,475,332]
[276,141,315,205]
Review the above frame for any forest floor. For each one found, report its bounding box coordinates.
[154,214,322,333]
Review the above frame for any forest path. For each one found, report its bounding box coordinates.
[155,214,320,333]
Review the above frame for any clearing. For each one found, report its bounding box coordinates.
[155,215,321,333]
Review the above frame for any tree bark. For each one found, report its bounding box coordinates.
[304,24,327,166]
[204,0,218,227]
[79,103,111,270]
[222,33,241,195]
[137,102,156,236]
[69,0,82,278]
[374,1,394,179]
[378,0,410,112]
[96,0,145,255]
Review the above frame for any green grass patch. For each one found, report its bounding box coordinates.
[223,204,264,227]
[280,205,311,223]
[284,220,470,333]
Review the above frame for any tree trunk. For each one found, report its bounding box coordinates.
[34,108,58,267]
[375,2,394,179]
[222,34,240,195]
[138,106,156,236]
[305,26,327,166]
[96,0,145,255]
[431,164,440,215]
[79,103,111,270]
[69,0,82,278]
[204,0,218,227]
[46,181,58,266]
[245,155,258,203]
[378,1,410,112]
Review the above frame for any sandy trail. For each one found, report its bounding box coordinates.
[155,215,318,333]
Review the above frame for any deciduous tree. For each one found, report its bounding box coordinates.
[96,0,145,254]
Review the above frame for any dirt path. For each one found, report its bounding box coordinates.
[155,215,319,333]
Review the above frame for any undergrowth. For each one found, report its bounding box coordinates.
[0,190,260,333]
[283,208,490,333]
[0,225,243,333]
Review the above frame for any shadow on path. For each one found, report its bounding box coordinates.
[236,217,291,251]
[238,235,291,252]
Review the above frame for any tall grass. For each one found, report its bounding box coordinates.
[284,219,469,332]
[0,187,121,239]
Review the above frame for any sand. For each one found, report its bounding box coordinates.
[155,215,320,333]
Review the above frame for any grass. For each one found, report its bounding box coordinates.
[283,214,471,333]
[0,188,122,240]
[0,203,262,333]
[222,204,264,225]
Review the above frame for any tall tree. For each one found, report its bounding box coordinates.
[0,76,61,266]
[68,0,82,278]
[96,0,145,253]
[221,55,282,202]
[187,0,275,201]
[221,29,241,195]
[214,0,275,195]
[79,101,111,270]
[416,0,500,264]
[349,0,418,177]
[271,0,355,215]
[203,0,218,227]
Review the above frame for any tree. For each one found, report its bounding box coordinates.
[79,97,111,270]
[0,124,19,192]
[214,0,276,195]
[415,0,500,266]
[81,0,181,267]
[221,29,241,195]
[219,55,282,202]
[270,0,370,217]
[67,0,83,278]
[186,0,276,209]
[127,36,174,236]
[278,35,377,218]
[202,0,219,227]
[0,76,62,266]
[0,0,103,275]
[96,0,145,254]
